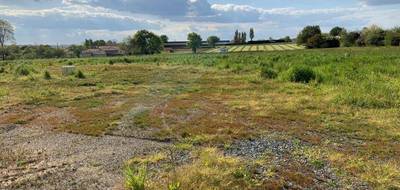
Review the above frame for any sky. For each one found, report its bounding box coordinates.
[0,0,400,45]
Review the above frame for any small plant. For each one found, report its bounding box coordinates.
[0,67,5,73]
[124,165,147,190]
[44,70,51,80]
[75,70,86,79]
[260,67,278,79]
[108,60,114,65]
[67,61,74,65]
[286,65,316,83]
[168,182,181,190]
[15,65,30,76]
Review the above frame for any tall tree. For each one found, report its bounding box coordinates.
[297,25,322,45]
[129,30,163,54]
[330,26,346,37]
[187,32,202,53]
[234,30,239,44]
[160,35,169,44]
[207,36,220,48]
[250,28,255,41]
[0,19,15,60]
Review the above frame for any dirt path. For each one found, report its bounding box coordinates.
[0,124,168,190]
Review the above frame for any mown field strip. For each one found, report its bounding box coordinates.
[286,44,304,49]
[272,45,284,51]
[242,46,252,51]
[228,46,239,52]
[279,45,294,50]
[258,45,265,51]
[250,46,258,51]
[265,45,274,51]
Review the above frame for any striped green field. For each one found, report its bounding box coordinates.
[206,43,304,53]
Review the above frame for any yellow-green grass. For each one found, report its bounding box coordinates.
[2,47,400,189]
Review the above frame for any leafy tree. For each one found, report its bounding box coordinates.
[0,19,15,60]
[297,25,322,46]
[129,30,163,54]
[84,39,94,49]
[241,32,247,44]
[207,36,220,48]
[68,45,84,58]
[340,31,361,47]
[250,28,255,41]
[160,35,169,44]
[306,34,324,48]
[330,26,346,37]
[187,32,202,53]
[361,25,385,46]
[385,29,400,46]
[283,36,291,42]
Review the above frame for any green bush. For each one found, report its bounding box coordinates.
[260,67,278,79]
[286,66,316,83]
[0,67,5,73]
[75,70,86,79]
[124,166,147,190]
[44,70,51,80]
[15,64,30,76]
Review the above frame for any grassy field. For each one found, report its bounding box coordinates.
[206,43,304,53]
[1,47,400,189]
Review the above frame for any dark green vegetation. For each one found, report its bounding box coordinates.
[1,47,400,189]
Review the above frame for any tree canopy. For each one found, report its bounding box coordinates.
[0,19,15,60]
[207,36,220,48]
[250,28,255,41]
[187,32,202,53]
[160,35,169,44]
[129,30,163,54]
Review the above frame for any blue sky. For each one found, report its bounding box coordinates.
[0,0,399,44]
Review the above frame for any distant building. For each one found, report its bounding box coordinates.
[81,46,124,57]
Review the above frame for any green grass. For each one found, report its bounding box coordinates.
[1,46,400,189]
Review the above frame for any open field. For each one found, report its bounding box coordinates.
[206,43,305,53]
[1,47,400,189]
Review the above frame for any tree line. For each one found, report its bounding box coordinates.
[297,25,400,48]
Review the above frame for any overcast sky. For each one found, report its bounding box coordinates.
[1,0,400,44]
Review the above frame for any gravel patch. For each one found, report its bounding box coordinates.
[0,125,169,190]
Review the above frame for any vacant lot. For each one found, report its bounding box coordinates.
[206,43,304,53]
[1,47,400,189]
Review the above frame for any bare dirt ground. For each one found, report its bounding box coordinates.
[0,123,168,190]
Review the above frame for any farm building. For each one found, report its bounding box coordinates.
[81,46,124,57]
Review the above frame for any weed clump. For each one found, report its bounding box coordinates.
[44,70,51,80]
[15,65,31,76]
[124,165,147,190]
[260,67,278,79]
[75,70,86,79]
[108,60,114,65]
[285,65,316,83]
[0,67,5,73]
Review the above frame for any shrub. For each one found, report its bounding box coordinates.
[260,67,278,79]
[108,60,114,65]
[286,66,316,83]
[340,31,361,47]
[297,25,322,45]
[385,31,400,46]
[43,70,51,80]
[124,166,147,190]
[306,34,324,48]
[0,67,5,73]
[361,25,385,46]
[75,70,85,79]
[15,64,30,76]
